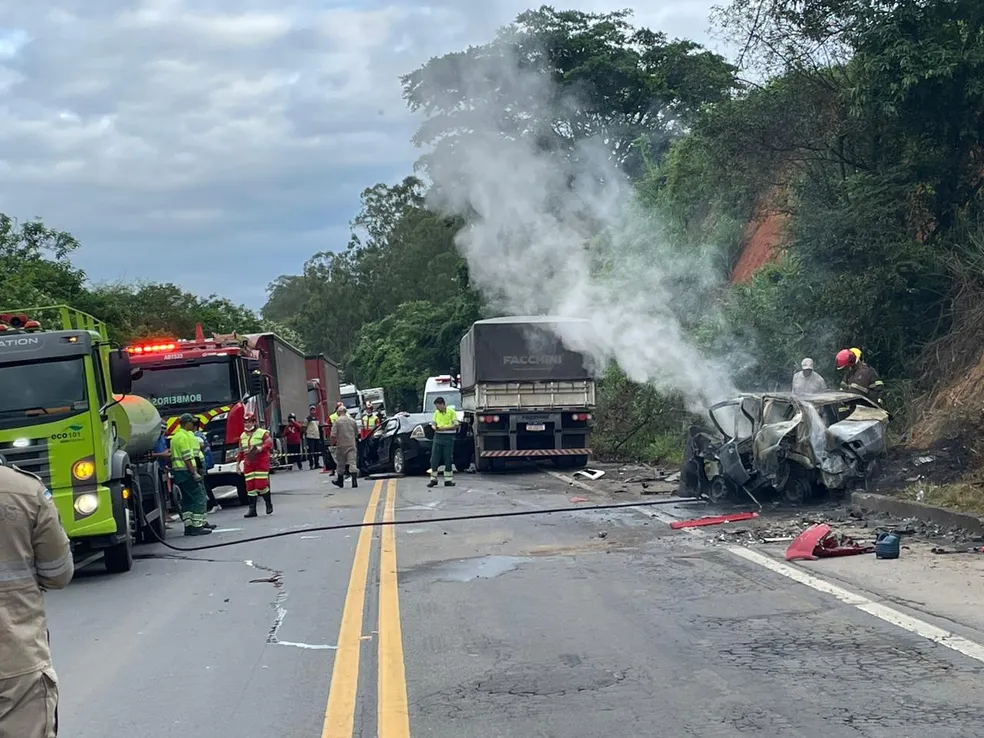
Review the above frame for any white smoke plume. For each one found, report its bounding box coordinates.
[421,44,741,414]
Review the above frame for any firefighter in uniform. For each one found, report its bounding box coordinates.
[238,413,274,517]
[170,414,212,535]
[836,348,885,406]
[360,401,379,440]
[0,460,74,737]
[327,402,345,472]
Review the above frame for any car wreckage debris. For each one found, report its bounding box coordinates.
[669,512,760,529]
[785,523,875,561]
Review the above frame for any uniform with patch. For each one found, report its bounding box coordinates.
[0,463,74,738]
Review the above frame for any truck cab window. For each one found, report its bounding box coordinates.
[0,358,88,425]
[91,350,108,408]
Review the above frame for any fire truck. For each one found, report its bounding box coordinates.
[126,325,309,504]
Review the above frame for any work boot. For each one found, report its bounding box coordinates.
[332,475,344,488]
[444,480,455,487]
[263,494,273,515]
[184,526,213,536]
[427,478,438,488]
[350,474,358,489]
[204,522,217,530]
[244,499,258,518]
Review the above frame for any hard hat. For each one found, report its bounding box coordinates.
[850,347,862,361]
[244,412,256,422]
[179,413,196,425]
[835,349,855,369]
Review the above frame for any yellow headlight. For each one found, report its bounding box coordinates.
[72,460,95,481]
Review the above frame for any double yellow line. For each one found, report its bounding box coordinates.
[322,478,410,737]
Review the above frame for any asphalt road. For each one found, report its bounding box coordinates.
[45,466,984,737]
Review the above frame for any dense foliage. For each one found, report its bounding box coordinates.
[2,214,268,346]
[10,2,983,457]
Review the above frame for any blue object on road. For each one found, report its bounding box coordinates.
[875,532,901,559]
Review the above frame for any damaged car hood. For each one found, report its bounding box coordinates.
[745,392,889,488]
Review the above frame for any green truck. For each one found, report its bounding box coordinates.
[0,305,167,574]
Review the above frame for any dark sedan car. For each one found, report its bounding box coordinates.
[359,412,469,476]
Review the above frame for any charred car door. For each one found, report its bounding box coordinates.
[709,396,763,489]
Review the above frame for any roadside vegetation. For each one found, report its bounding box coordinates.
[7,1,984,473]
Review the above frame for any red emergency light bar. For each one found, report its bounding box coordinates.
[0,313,42,331]
[127,342,177,354]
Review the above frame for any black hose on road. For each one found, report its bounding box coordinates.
[141,497,693,553]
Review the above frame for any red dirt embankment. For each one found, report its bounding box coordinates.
[731,209,788,283]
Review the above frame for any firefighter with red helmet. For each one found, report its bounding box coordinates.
[237,413,274,518]
[835,348,884,404]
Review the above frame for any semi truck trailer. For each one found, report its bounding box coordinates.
[0,306,167,574]
[306,353,342,433]
[459,316,596,471]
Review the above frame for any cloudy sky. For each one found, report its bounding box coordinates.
[0,0,724,308]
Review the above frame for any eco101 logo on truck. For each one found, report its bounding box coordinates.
[151,394,203,407]
[50,424,85,443]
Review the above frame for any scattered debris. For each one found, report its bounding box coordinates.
[574,469,606,481]
[785,523,874,561]
[931,546,984,555]
[914,456,935,466]
[670,512,759,530]
[597,531,608,539]
[569,496,589,503]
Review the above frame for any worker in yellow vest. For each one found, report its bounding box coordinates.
[360,401,379,440]
[170,414,213,535]
[237,413,274,518]
[428,397,459,488]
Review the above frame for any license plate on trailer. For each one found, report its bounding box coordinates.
[526,424,545,431]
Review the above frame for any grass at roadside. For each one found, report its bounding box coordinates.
[897,481,984,517]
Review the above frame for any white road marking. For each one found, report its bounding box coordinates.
[275,641,337,650]
[548,468,984,664]
[212,528,242,533]
[729,545,984,665]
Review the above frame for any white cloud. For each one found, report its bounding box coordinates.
[0,0,720,307]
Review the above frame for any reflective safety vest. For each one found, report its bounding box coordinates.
[362,413,378,430]
[433,408,457,434]
[239,428,273,469]
[169,428,200,471]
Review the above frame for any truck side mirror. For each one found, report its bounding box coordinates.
[249,371,264,396]
[109,350,133,394]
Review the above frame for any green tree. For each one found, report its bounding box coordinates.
[82,282,263,344]
[347,296,480,411]
[402,6,737,175]
[262,176,472,363]
[0,215,88,307]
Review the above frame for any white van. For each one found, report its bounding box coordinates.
[422,375,463,418]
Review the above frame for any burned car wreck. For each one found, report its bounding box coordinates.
[679,391,890,505]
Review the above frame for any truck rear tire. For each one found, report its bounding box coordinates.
[105,508,134,574]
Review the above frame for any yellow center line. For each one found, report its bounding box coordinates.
[322,480,383,737]
[378,478,411,737]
